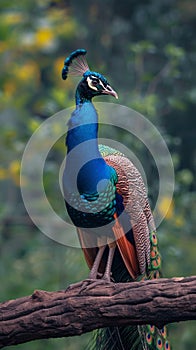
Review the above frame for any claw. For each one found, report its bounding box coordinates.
[79,279,106,294]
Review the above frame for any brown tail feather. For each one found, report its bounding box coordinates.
[113,213,139,279]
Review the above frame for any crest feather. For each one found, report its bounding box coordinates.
[62,49,90,80]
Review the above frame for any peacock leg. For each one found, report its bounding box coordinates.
[82,240,116,292]
[89,245,106,279]
[102,241,116,281]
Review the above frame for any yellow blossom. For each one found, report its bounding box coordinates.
[56,19,77,38]
[174,215,185,228]
[29,119,41,132]
[35,27,54,48]
[158,196,174,220]
[2,12,23,25]
[0,41,8,53]
[4,81,17,97]
[13,61,40,83]
[9,160,21,186]
[54,57,66,77]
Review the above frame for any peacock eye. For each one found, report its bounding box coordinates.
[91,78,99,86]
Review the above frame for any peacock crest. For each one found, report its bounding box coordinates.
[62,48,90,80]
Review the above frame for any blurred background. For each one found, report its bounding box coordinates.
[0,0,195,349]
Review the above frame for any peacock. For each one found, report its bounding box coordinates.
[61,49,171,350]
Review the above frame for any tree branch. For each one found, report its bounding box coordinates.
[0,276,195,348]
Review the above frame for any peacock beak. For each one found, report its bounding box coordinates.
[103,85,118,99]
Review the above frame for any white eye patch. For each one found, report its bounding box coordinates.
[87,76,105,91]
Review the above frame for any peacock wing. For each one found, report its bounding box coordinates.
[103,151,155,277]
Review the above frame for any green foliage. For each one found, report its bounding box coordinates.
[0,0,195,349]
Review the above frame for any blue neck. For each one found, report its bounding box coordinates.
[65,94,111,195]
[75,89,92,105]
[66,100,99,153]
[67,87,99,153]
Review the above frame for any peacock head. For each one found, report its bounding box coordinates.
[62,49,118,103]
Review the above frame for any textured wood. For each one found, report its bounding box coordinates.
[0,276,195,348]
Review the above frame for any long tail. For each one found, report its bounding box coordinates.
[91,326,144,350]
[87,305,170,350]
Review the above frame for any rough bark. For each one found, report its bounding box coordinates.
[0,276,195,348]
